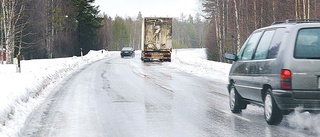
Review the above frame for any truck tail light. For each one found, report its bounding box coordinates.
[143,52,151,56]
[280,69,292,89]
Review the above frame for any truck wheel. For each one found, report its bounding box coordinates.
[229,85,242,113]
[264,89,283,125]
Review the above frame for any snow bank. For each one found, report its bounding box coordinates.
[168,48,231,82]
[0,50,109,136]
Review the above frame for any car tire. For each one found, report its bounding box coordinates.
[143,59,148,62]
[229,85,242,113]
[264,89,283,125]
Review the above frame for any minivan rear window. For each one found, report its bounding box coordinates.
[295,28,320,59]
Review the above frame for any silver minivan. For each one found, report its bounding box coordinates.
[225,19,320,125]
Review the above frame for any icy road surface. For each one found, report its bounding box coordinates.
[20,52,318,137]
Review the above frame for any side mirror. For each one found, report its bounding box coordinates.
[225,53,238,61]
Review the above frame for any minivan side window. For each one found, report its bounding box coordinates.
[240,31,263,60]
[267,28,285,59]
[254,30,275,60]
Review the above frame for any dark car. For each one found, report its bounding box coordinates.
[121,47,135,58]
[225,19,320,125]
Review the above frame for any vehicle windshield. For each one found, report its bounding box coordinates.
[295,28,320,59]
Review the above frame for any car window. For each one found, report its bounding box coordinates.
[267,28,285,59]
[254,30,275,60]
[294,28,320,59]
[122,47,133,50]
[240,31,263,60]
[295,28,320,59]
[237,37,250,59]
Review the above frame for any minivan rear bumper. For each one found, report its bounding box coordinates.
[272,89,320,111]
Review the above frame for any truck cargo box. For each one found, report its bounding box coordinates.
[141,17,172,62]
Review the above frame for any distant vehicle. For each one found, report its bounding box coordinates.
[225,19,320,125]
[121,47,135,58]
[141,17,172,62]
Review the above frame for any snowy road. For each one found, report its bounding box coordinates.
[20,52,317,137]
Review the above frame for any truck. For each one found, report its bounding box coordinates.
[141,17,173,62]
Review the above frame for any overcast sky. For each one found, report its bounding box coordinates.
[93,0,200,18]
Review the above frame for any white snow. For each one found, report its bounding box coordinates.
[0,50,110,136]
[168,48,231,83]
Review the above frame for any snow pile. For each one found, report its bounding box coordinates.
[0,50,109,136]
[169,48,231,82]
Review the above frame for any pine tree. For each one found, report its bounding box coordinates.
[73,0,103,55]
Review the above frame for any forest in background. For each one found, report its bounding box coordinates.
[0,0,206,64]
[201,0,320,62]
[0,0,104,63]
[5,0,317,64]
[101,12,206,51]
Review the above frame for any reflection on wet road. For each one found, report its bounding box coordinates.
[21,54,318,137]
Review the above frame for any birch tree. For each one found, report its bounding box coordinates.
[233,0,240,52]
[1,0,24,64]
[201,0,320,62]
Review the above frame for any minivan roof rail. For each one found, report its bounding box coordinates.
[271,18,320,25]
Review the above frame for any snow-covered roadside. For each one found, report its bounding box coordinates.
[168,48,231,83]
[0,50,109,137]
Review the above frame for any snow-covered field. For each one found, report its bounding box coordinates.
[0,48,319,136]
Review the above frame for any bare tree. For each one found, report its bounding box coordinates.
[201,0,320,62]
[1,0,25,64]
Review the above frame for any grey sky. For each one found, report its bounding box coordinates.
[93,0,200,18]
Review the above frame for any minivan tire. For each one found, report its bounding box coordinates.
[229,86,243,113]
[264,89,283,125]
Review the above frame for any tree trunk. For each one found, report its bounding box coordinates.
[233,0,241,52]
[1,0,16,64]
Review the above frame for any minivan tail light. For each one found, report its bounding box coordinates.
[280,69,292,89]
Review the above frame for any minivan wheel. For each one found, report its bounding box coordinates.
[264,90,283,125]
[229,86,242,113]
